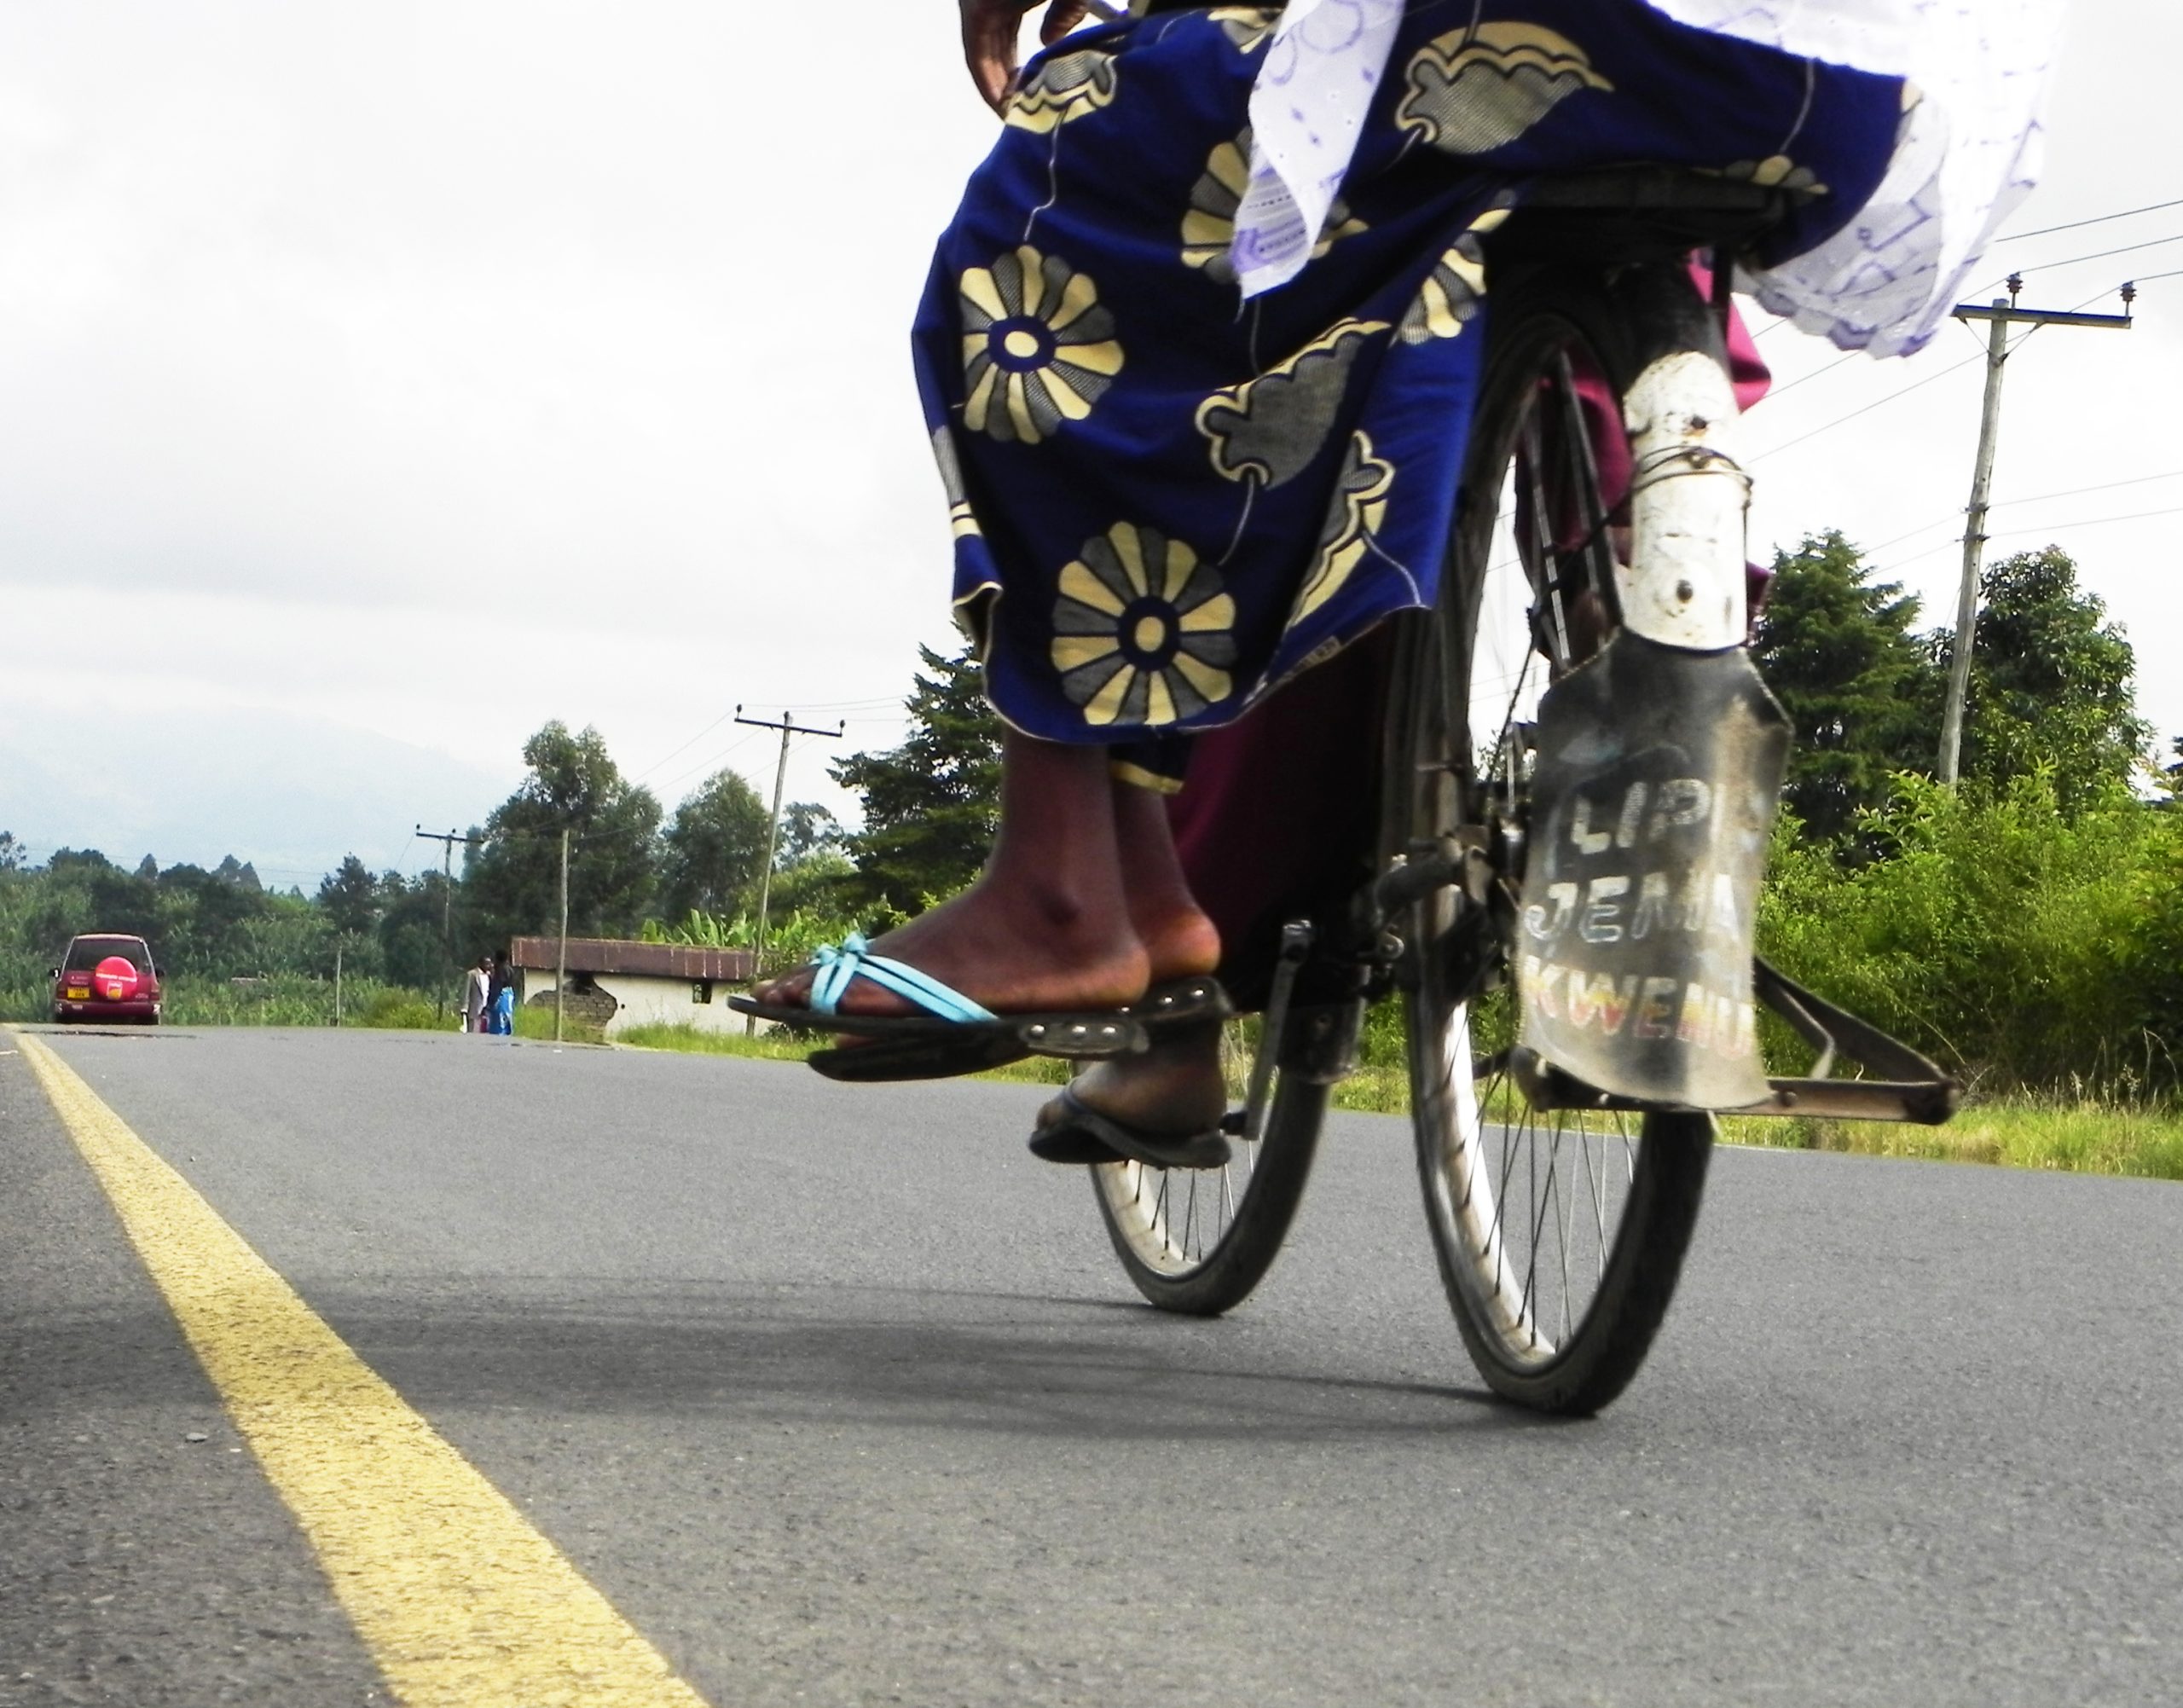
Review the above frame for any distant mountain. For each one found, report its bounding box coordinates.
[0,703,515,887]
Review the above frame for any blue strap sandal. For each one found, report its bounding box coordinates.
[732,933,1230,1081]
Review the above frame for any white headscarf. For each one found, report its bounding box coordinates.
[1232,0,1407,299]
[1228,0,2069,354]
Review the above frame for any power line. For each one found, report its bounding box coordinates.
[732,692,905,715]
[1749,346,1989,463]
[633,708,738,783]
[1752,277,2136,468]
[1757,346,1864,401]
[1862,468,2183,558]
[2007,229,2183,273]
[651,727,767,797]
[1992,466,2183,511]
[1993,197,2183,244]
[635,692,903,786]
[1891,503,2183,568]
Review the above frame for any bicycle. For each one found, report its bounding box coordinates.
[1089,170,1959,1415]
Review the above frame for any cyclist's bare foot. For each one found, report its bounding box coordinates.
[1038,1022,1229,1137]
[751,733,1219,1019]
[754,872,1150,1017]
[1114,778,1221,984]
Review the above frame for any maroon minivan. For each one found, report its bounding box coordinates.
[51,934,162,1024]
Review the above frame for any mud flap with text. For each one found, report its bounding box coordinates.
[1514,634,1788,1109]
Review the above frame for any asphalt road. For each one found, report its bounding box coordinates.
[4,1026,2179,1707]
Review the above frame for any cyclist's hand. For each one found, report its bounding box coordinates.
[961,0,1092,114]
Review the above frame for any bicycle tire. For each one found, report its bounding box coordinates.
[1395,261,1722,1414]
[1092,1022,1335,1316]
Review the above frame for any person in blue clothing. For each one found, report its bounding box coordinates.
[750,0,2060,1135]
[488,953,518,1036]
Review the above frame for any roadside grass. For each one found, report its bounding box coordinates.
[614,1021,814,1061]
[169,974,412,1028]
[512,1005,608,1046]
[617,1014,2182,1181]
[1721,1098,2183,1181]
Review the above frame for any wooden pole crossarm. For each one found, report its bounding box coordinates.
[1954,305,2133,329]
[732,713,848,741]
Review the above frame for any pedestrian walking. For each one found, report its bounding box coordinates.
[489,952,517,1036]
[462,954,490,1033]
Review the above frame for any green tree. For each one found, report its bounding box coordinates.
[830,645,1002,913]
[0,832,22,873]
[213,854,263,893]
[1752,531,1938,844]
[149,862,265,976]
[779,802,843,864]
[464,721,663,946]
[378,871,460,990]
[1936,546,2151,808]
[317,854,382,936]
[657,768,770,919]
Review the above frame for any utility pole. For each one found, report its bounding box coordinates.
[1937,276,2133,785]
[414,825,480,1019]
[555,827,570,1045]
[732,708,845,970]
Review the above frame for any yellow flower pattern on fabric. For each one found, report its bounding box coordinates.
[1288,432,1395,626]
[1051,524,1237,727]
[930,426,980,539]
[1181,128,1366,284]
[959,247,1125,446]
[1196,318,1388,488]
[1398,23,1612,155]
[1006,49,1120,132]
[1397,201,1511,344]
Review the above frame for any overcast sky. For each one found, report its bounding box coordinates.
[2,1,2176,884]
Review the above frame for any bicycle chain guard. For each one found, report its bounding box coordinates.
[1513,631,1787,1110]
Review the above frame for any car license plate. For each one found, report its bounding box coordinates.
[66,985,89,999]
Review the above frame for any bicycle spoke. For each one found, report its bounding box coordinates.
[1092,1012,1316,1292]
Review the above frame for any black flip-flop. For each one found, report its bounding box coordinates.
[807,1027,1040,1085]
[798,974,1235,1086]
[1026,1087,1231,1170]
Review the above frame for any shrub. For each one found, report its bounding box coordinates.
[353,989,443,1031]
[1759,773,2180,1098]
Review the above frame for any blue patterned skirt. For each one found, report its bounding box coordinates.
[913,0,1903,785]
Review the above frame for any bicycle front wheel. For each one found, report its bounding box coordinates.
[1394,263,1721,1414]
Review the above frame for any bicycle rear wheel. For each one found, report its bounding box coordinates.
[1394,263,1718,1414]
[1092,1017,1334,1316]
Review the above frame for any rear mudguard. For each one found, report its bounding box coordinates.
[1514,632,1788,1110]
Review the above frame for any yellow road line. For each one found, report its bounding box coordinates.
[14,1031,711,1708]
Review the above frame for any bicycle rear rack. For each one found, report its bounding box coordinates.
[1515,955,1960,1126]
